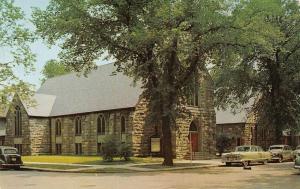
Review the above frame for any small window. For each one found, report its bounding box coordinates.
[75,117,82,136]
[97,143,102,154]
[14,106,22,136]
[75,143,82,155]
[97,115,106,135]
[121,116,126,134]
[14,144,22,155]
[187,79,199,107]
[56,144,62,154]
[55,119,62,136]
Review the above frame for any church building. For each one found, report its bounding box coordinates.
[4,63,216,159]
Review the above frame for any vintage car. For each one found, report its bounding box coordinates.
[295,152,300,170]
[222,145,271,166]
[0,146,23,169]
[292,145,300,159]
[268,145,294,163]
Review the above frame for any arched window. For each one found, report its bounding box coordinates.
[14,106,22,136]
[121,116,126,134]
[189,122,198,132]
[55,119,62,136]
[97,115,106,135]
[75,117,82,135]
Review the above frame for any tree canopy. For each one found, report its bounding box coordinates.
[211,0,300,141]
[33,0,234,165]
[32,0,300,163]
[41,59,71,84]
[0,0,35,106]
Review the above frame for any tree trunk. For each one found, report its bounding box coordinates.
[162,114,174,166]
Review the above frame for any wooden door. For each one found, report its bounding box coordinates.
[190,132,198,152]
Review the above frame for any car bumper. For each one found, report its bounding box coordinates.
[1,164,23,167]
[222,159,242,163]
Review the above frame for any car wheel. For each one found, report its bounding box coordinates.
[262,160,268,165]
[14,166,20,170]
[243,161,250,167]
[225,162,231,166]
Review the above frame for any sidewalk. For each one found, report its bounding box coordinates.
[22,159,222,173]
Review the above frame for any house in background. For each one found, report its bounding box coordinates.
[4,63,216,159]
[216,107,254,151]
[216,106,300,151]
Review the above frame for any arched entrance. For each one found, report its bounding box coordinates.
[189,122,198,152]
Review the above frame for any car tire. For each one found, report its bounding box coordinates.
[262,160,268,165]
[243,161,250,167]
[14,166,20,170]
[225,162,231,166]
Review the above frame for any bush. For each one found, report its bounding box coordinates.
[101,135,132,161]
[101,135,118,162]
[216,133,232,156]
[118,143,132,161]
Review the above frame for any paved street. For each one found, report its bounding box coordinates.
[0,162,299,189]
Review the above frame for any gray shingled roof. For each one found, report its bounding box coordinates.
[25,94,56,117]
[216,108,248,124]
[36,63,143,117]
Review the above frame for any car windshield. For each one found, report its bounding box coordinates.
[4,149,18,154]
[269,146,283,150]
[235,146,251,152]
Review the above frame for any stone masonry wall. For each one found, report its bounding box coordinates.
[29,118,50,155]
[50,109,133,155]
[5,96,31,155]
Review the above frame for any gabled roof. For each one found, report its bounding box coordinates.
[24,94,56,117]
[216,108,248,124]
[36,63,143,117]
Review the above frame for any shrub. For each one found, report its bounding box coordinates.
[101,135,118,162]
[118,143,132,161]
[216,133,232,156]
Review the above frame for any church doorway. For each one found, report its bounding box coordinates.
[189,121,198,152]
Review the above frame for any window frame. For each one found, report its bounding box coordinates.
[75,117,82,136]
[121,116,126,134]
[55,119,62,136]
[97,115,106,135]
[14,106,22,136]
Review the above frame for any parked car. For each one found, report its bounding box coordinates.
[221,145,271,166]
[295,152,300,170]
[268,145,294,163]
[0,146,23,169]
[292,145,300,159]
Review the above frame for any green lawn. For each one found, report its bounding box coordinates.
[22,155,163,165]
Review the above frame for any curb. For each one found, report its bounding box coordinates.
[21,164,220,173]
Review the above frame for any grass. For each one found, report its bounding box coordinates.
[22,155,163,165]
[24,164,85,170]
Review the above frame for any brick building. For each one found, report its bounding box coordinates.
[4,63,216,159]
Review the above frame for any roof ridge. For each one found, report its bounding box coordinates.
[40,62,114,87]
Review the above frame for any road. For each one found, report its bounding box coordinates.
[0,162,299,189]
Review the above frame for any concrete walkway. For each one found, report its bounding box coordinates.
[22,159,222,173]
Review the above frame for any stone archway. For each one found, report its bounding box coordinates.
[189,121,199,152]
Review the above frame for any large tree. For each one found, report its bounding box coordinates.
[212,0,300,143]
[0,0,35,105]
[33,0,238,165]
[41,59,70,84]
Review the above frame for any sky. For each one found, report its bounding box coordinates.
[13,0,110,89]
